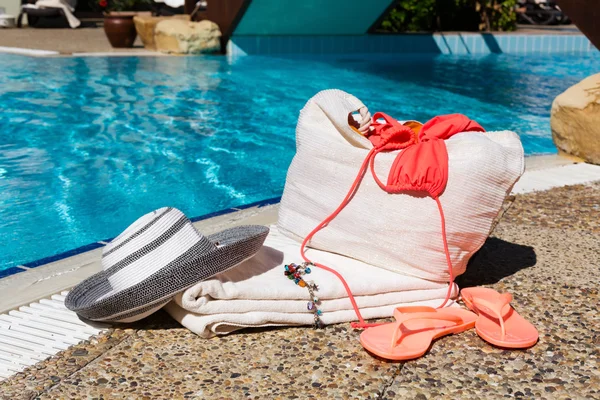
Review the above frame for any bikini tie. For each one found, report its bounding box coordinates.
[300,112,484,329]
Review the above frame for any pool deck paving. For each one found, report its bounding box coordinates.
[1,181,599,399]
[0,26,154,55]
[0,25,585,56]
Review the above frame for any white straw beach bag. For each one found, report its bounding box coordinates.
[277,89,524,284]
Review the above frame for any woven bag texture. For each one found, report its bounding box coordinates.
[278,89,524,283]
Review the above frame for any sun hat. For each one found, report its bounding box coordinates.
[65,207,269,323]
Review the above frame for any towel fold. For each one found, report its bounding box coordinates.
[165,226,458,338]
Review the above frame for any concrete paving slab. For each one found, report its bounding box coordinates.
[0,28,145,55]
[523,154,581,171]
[1,183,599,399]
[0,247,104,314]
[512,163,600,194]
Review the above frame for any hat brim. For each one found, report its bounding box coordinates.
[65,225,269,322]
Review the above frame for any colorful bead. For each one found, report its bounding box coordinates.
[284,260,323,330]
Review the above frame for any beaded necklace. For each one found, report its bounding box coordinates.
[284,262,324,329]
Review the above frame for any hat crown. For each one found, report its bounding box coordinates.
[101,207,214,293]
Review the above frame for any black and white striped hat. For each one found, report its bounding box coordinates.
[65,207,269,323]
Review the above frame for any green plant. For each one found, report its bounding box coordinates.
[379,0,436,32]
[476,0,517,31]
[92,0,151,13]
[377,0,517,32]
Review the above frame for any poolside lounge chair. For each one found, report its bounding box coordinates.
[152,0,191,16]
[17,0,80,28]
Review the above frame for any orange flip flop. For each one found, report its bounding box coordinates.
[359,306,477,360]
[461,288,538,349]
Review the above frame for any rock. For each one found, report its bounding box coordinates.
[551,73,600,164]
[154,20,222,54]
[133,15,190,50]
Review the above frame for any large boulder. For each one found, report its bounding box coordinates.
[551,73,600,165]
[154,20,221,54]
[133,15,190,50]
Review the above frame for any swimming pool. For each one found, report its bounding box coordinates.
[0,52,599,271]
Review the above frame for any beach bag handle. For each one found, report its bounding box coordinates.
[307,90,374,149]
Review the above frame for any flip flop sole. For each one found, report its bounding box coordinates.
[360,308,476,361]
[461,288,538,349]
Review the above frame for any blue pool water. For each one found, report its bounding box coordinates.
[0,52,599,271]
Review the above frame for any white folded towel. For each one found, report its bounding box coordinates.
[165,226,458,338]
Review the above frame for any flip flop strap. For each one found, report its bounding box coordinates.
[391,312,463,348]
[467,293,513,338]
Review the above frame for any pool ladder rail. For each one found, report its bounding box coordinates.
[0,292,109,381]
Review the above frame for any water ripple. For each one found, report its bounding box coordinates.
[0,52,598,270]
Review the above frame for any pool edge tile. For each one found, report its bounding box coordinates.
[0,267,27,279]
[22,242,106,269]
[190,196,281,223]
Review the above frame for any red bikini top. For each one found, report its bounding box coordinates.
[366,112,484,198]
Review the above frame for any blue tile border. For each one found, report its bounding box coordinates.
[0,267,27,279]
[22,242,106,269]
[229,33,596,56]
[190,196,282,222]
[0,196,283,278]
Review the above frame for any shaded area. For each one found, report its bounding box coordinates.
[556,0,600,49]
[231,34,444,56]
[481,32,502,54]
[457,237,536,288]
[370,0,483,33]
[232,0,394,35]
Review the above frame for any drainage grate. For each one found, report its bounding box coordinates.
[0,292,108,381]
